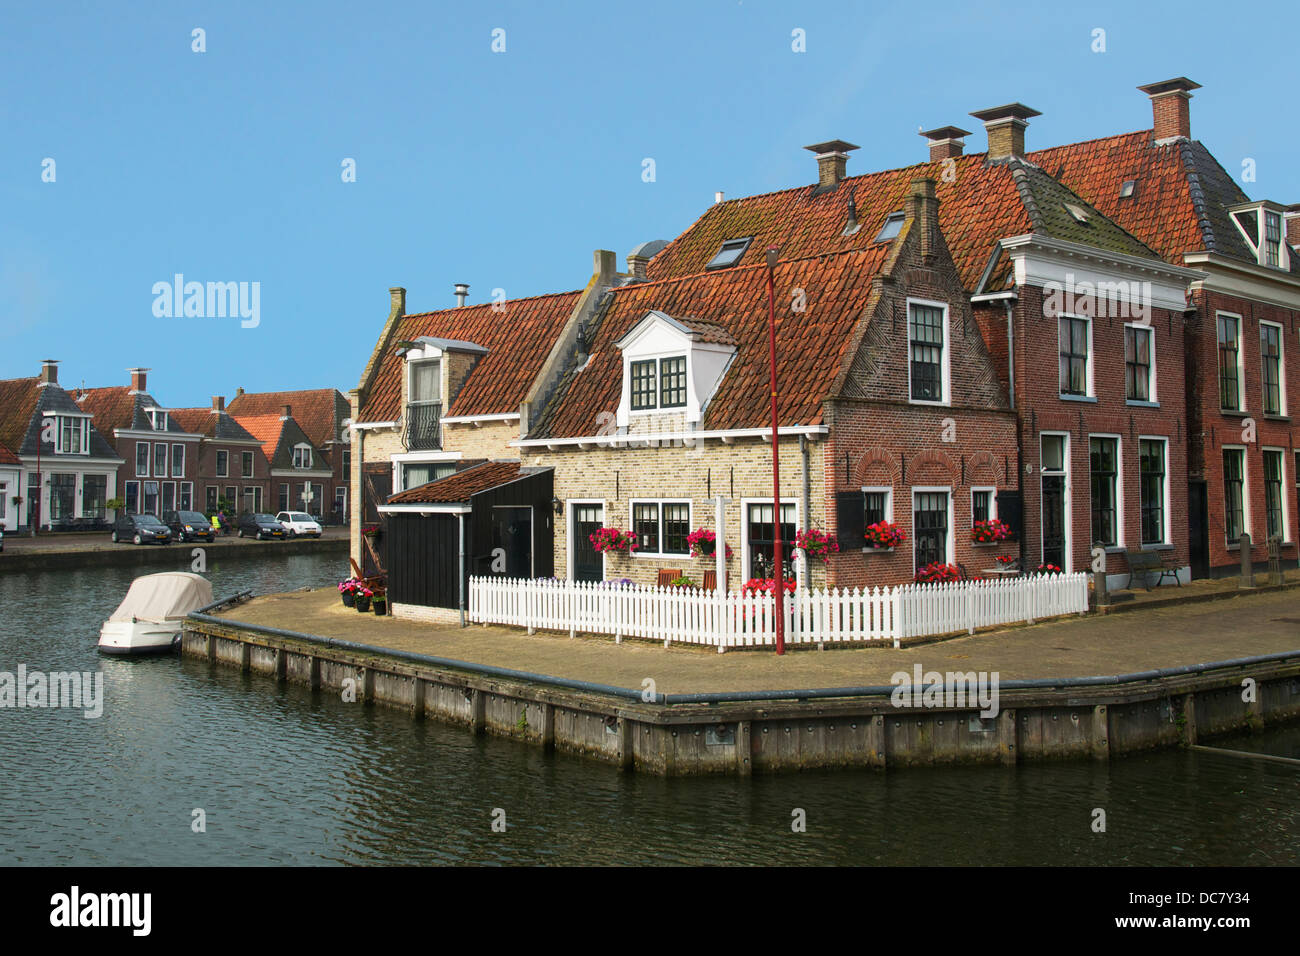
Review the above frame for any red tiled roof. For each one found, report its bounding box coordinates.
[168,407,216,436]
[0,377,39,454]
[225,388,348,448]
[359,290,580,422]
[73,386,137,434]
[1027,131,1207,264]
[533,248,888,438]
[646,155,1033,290]
[387,460,527,504]
[0,442,19,465]
[229,414,284,462]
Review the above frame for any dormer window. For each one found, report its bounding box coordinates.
[1230,201,1292,270]
[293,443,313,469]
[630,356,688,411]
[706,237,752,270]
[403,345,447,452]
[875,211,904,243]
[615,311,737,428]
[55,415,89,455]
[148,408,168,430]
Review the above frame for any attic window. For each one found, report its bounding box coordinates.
[1063,202,1090,224]
[706,237,753,270]
[1119,180,1136,199]
[1230,202,1291,270]
[874,211,904,242]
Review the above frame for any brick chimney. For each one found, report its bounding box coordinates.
[128,367,149,394]
[905,178,940,259]
[1286,206,1300,250]
[626,240,668,281]
[970,104,1041,161]
[1137,77,1200,144]
[920,126,971,162]
[211,395,225,412]
[803,140,859,191]
[389,286,406,316]
[38,359,58,386]
[280,404,292,420]
[235,386,245,397]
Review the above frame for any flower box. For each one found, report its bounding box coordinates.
[589,527,637,554]
[794,528,839,563]
[864,521,906,549]
[687,527,733,560]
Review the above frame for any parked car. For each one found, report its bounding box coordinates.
[111,513,172,545]
[163,510,216,543]
[276,511,322,538]
[237,513,287,540]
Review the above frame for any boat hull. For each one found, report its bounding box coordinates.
[97,620,182,656]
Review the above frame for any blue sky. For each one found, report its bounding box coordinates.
[2,0,1296,403]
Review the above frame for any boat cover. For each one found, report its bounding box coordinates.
[107,572,214,624]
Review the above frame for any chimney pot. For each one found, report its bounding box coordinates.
[128,367,149,394]
[803,140,859,190]
[920,125,972,162]
[969,104,1041,161]
[454,283,469,307]
[212,395,225,412]
[389,286,407,316]
[715,191,725,204]
[38,359,59,386]
[236,386,245,397]
[281,404,292,419]
[1137,77,1201,144]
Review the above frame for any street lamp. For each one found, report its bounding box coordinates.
[765,245,785,656]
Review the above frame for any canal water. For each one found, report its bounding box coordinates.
[1,552,1297,865]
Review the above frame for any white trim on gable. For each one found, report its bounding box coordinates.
[614,310,736,428]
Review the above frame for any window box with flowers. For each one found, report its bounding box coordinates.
[687,527,733,560]
[589,527,638,555]
[914,562,963,584]
[1030,563,1063,576]
[863,520,905,552]
[741,578,797,596]
[795,528,839,563]
[971,518,1014,546]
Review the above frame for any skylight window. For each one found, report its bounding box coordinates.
[1063,202,1091,224]
[706,237,753,270]
[1119,180,1136,199]
[874,211,904,243]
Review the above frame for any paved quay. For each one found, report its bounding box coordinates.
[217,583,1300,696]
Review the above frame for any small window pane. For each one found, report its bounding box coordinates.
[631,360,657,410]
[660,357,687,408]
[633,503,660,553]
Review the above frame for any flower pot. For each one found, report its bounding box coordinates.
[373,601,387,616]
[354,595,372,612]
[341,592,355,607]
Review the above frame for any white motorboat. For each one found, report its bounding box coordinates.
[98,572,214,656]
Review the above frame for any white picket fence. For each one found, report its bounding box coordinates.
[468,572,1089,651]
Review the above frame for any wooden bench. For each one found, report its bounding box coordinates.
[1123,548,1181,591]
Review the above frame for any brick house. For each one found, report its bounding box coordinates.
[0,360,123,531]
[229,406,332,518]
[75,368,204,518]
[169,397,271,516]
[225,387,352,525]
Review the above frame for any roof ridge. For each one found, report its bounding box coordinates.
[620,245,888,294]
[400,288,582,321]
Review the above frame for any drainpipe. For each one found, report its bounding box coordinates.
[1004,300,1015,410]
[458,513,467,627]
[800,435,810,533]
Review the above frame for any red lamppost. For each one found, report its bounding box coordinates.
[765,246,785,655]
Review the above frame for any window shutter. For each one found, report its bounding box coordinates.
[836,491,864,550]
[996,490,1022,540]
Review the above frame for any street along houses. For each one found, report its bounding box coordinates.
[74,368,204,519]
[0,360,123,532]
[225,387,352,524]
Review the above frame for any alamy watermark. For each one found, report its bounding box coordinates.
[152,274,260,328]
[890,664,1000,718]
[1,665,103,718]
[1042,272,1151,324]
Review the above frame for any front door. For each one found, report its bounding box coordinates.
[572,504,604,582]
[1040,434,1068,570]
[1188,480,1209,579]
[491,506,532,578]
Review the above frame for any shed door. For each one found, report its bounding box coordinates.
[572,504,603,582]
[491,506,532,578]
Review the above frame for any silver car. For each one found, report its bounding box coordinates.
[276,511,322,538]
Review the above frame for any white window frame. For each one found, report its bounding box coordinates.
[740,497,800,580]
[1221,444,1250,547]
[54,415,89,456]
[1137,435,1170,547]
[861,486,894,523]
[1039,431,1072,572]
[171,443,185,478]
[215,449,229,478]
[293,443,313,470]
[1216,311,1247,412]
[1259,319,1287,416]
[153,442,167,479]
[970,486,998,526]
[628,498,693,558]
[1230,202,1293,271]
[1123,322,1158,405]
[179,481,193,511]
[1057,312,1094,399]
[148,408,169,431]
[1087,434,1124,550]
[407,355,442,407]
[1261,446,1290,543]
[906,297,951,407]
[136,442,150,478]
[241,451,255,479]
[566,498,607,581]
[910,486,954,575]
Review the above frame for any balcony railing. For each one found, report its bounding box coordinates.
[404,401,442,451]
